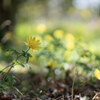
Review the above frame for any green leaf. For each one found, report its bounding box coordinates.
[17,61,25,67]
[6,74,15,87]
[7,49,20,54]
[13,87,23,96]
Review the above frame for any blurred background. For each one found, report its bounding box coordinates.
[0,0,100,77]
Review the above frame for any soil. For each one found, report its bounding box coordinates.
[0,71,100,100]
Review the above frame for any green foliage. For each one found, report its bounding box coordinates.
[1,21,100,94]
[13,22,100,80]
[0,47,32,94]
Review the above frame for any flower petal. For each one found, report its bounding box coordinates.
[30,48,33,54]
[94,68,100,80]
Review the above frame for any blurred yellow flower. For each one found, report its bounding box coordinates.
[25,36,41,54]
[44,35,53,41]
[65,33,74,41]
[36,24,46,33]
[94,68,100,80]
[54,30,64,39]
[48,61,56,67]
[65,33,75,50]
[29,56,35,62]
[82,51,88,56]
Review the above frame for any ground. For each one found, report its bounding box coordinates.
[0,71,100,100]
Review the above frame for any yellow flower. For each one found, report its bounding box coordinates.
[36,24,46,33]
[82,51,88,56]
[48,61,56,67]
[94,68,100,80]
[25,36,41,54]
[44,35,53,41]
[65,33,74,41]
[29,56,35,62]
[65,33,75,50]
[54,30,64,39]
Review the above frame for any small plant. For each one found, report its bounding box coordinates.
[46,61,56,80]
[0,36,41,95]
